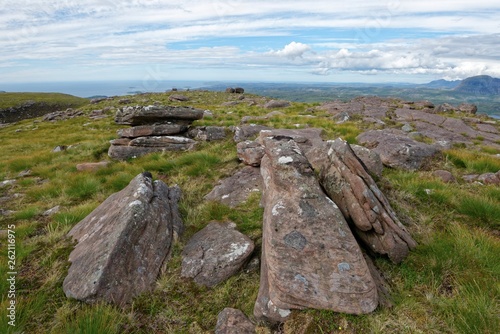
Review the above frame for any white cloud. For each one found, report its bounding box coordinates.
[271,42,311,59]
[0,1,499,82]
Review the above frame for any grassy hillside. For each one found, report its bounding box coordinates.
[0,92,88,123]
[0,91,499,333]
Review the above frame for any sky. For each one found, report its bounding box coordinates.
[1,0,499,84]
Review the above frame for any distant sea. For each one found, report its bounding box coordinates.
[0,80,215,98]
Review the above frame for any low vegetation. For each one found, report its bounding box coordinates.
[0,91,498,333]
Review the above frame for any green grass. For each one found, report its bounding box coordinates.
[0,92,87,109]
[445,149,500,173]
[0,90,499,333]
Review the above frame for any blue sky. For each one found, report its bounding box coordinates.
[1,0,499,84]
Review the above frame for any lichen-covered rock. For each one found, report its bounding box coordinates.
[63,172,183,306]
[181,222,254,287]
[255,136,378,320]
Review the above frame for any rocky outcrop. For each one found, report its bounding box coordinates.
[204,166,263,208]
[63,172,183,306]
[310,139,417,263]
[255,136,378,322]
[357,129,438,170]
[215,308,255,334]
[109,105,204,160]
[181,222,254,287]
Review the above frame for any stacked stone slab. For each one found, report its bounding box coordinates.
[108,105,204,160]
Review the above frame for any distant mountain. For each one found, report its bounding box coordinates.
[454,75,500,95]
[423,79,461,89]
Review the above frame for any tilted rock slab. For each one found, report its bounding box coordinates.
[63,172,183,306]
[255,136,378,320]
[181,221,254,287]
[115,105,204,125]
[310,139,417,264]
[204,166,263,208]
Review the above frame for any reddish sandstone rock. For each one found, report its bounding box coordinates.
[255,136,378,321]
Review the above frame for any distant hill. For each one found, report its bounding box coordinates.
[423,79,461,89]
[0,92,88,123]
[454,75,500,95]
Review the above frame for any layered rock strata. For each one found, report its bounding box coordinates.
[310,139,417,264]
[109,105,204,160]
[254,136,378,322]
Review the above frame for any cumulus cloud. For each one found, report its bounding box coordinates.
[271,42,311,59]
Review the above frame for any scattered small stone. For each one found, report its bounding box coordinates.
[215,308,255,334]
[402,123,414,132]
[477,172,500,185]
[333,111,350,123]
[43,206,61,217]
[17,169,32,177]
[433,170,456,183]
[0,179,16,188]
[52,145,67,153]
[169,94,189,102]
[462,174,479,183]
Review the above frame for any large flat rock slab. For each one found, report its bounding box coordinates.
[63,172,183,306]
[357,129,438,170]
[115,105,204,125]
[117,123,187,138]
[108,136,197,160]
[181,222,254,287]
[256,136,378,318]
